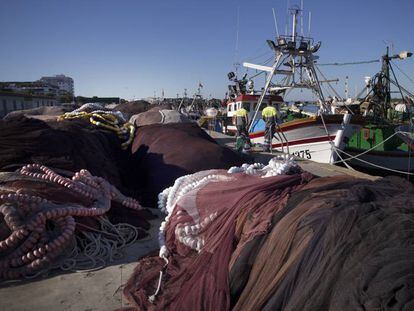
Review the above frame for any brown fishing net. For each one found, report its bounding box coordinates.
[3,106,74,121]
[123,171,311,310]
[131,108,163,126]
[0,116,155,260]
[113,100,151,120]
[124,172,414,310]
[129,123,245,206]
[0,116,132,191]
[131,108,191,127]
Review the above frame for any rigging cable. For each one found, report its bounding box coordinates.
[389,61,413,178]
[317,59,380,66]
[247,56,276,80]
[334,146,414,176]
[314,65,355,115]
[391,60,414,87]
[245,50,274,63]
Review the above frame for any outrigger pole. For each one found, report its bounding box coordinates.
[248,52,283,132]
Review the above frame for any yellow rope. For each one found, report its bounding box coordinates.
[58,112,135,150]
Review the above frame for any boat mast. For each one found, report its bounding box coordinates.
[369,47,412,119]
[292,7,297,42]
[382,46,392,116]
[244,4,328,131]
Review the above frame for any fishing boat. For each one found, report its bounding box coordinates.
[337,48,414,175]
[225,5,363,164]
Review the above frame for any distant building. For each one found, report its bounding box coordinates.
[39,74,74,96]
[0,74,74,98]
[76,96,120,106]
[0,82,60,97]
[0,91,59,118]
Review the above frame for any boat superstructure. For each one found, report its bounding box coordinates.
[226,5,362,164]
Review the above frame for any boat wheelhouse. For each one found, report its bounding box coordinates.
[226,94,284,134]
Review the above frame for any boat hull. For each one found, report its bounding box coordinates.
[343,149,414,173]
[342,123,414,173]
[249,115,362,164]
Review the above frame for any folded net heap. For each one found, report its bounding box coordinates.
[124,157,414,310]
[0,164,148,280]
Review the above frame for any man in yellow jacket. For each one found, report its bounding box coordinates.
[262,103,278,152]
[232,105,251,152]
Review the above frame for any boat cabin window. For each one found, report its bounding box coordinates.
[240,102,250,112]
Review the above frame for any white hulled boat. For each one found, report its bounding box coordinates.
[225,6,362,164]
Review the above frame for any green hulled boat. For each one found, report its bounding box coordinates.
[339,48,414,175]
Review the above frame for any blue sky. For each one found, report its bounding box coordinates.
[1,0,413,100]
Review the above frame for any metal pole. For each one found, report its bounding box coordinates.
[272,8,280,38]
[178,97,185,111]
[305,56,327,111]
[270,125,273,154]
[345,76,349,99]
[292,10,297,42]
[248,52,283,132]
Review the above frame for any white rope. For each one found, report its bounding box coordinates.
[330,128,414,175]
[332,131,403,164]
[159,110,166,123]
[56,216,142,273]
[148,257,169,304]
[227,155,300,177]
[334,147,414,176]
[148,271,164,303]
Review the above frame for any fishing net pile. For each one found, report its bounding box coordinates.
[129,122,245,206]
[123,157,414,310]
[0,164,151,280]
[0,107,158,280]
[130,107,191,127]
[3,106,75,121]
[113,100,151,120]
[0,115,131,190]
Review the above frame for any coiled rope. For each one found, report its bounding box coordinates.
[61,216,142,272]
[58,104,135,150]
[22,216,144,279]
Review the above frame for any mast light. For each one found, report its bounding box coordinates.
[398,51,413,60]
[298,41,309,53]
[277,37,287,47]
[310,41,322,53]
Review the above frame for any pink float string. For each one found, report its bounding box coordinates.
[0,164,143,280]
